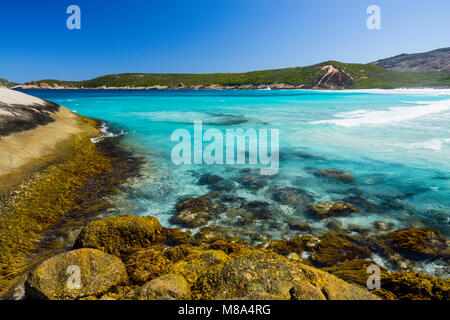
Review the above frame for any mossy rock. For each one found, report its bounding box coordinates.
[124,248,173,284]
[25,248,128,300]
[312,232,372,266]
[264,235,318,258]
[309,201,359,219]
[171,249,231,285]
[383,227,449,259]
[380,271,450,300]
[73,215,163,257]
[163,244,203,263]
[192,250,378,300]
[136,274,191,300]
[208,240,246,256]
[323,259,387,286]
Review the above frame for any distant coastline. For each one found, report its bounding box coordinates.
[9,58,450,90]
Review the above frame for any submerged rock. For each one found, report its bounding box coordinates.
[136,274,191,300]
[316,169,354,183]
[198,174,234,191]
[170,197,218,228]
[73,215,163,256]
[241,200,274,220]
[383,227,450,259]
[309,201,359,219]
[265,186,314,213]
[237,174,267,191]
[25,248,127,300]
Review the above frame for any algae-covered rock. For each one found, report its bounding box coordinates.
[312,233,372,266]
[289,282,326,300]
[309,201,359,219]
[383,227,449,259]
[321,282,377,300]
[323,260,387,286]
[171,249,231,285]
[136,274,191,300]
[25,248,127,300]
[380,271,450,300]
[124,248,173,284]
[316,169,354,183]
[73,215,163,256]
[170,197,218,228]
[192,250,378,300]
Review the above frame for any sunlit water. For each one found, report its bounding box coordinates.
[23,89,450,243]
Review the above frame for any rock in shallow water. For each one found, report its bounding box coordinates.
[309,201,359,219]
[170,197,218,228]
[316,169,354,183]
[73,215,163,256]
[383,227,450,259]
[25,248,127,300]
[265,186,314,213]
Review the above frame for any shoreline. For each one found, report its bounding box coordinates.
[12,85,450,91]
[0,135,143,299]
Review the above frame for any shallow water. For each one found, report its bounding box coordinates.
[23,89,450,240]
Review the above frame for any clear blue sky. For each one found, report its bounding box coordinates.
[1,0,449,83]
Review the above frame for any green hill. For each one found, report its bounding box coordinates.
[28,61,450,89]
[0,78,18,88]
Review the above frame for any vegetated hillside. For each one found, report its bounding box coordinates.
[0,78,18,88]
[28,60,450,89]
[370,47,450,73]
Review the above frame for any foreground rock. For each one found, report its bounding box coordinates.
[309,201,359,219]
[28,215,448,300]
[25,248,127,300]
[136,274,191,300]
[192,251,377,300]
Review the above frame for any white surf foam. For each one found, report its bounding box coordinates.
[311,99,450,127]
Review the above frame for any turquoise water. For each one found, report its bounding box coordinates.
[23,89,450,240]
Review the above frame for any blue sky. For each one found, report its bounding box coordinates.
[1,0,449,83]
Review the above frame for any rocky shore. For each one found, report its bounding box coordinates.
[0,89,142,298]
[24,214,449,300]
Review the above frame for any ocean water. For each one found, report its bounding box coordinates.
[22,89,450,242]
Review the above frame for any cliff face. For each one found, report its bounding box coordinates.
[371,47,450,73]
